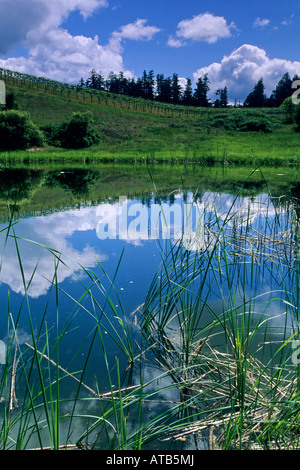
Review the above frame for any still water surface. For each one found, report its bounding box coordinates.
[0,165,298,449]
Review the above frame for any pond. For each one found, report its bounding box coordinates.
[0,163,299,450]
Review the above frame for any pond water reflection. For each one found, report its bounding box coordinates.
[0,165,299,450]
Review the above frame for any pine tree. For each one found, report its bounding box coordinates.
[134,78,144,98]
[171,73,182,104]
[214,87,228,108]
[156,74,164,101]
[194,74,210,107]
[78,77,85,88]
[161,76,172,103]
[182,78,194,106]
[156,74,172,103]
[118,72,128,95]
[106,72,119,93]
[142,70,155,100]
[97,71,105,91]
[271,73,293,107]
[87,69,98,89]
[244,78,266,107]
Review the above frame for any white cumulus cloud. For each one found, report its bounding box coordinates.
[0,0,107,54]
[193,44,300,103]
[112,18,161,42]
[168,12,235,47]
[0,31,125,84]
[108,18,161,65]
[0,0,160,83]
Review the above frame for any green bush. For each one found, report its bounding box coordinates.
[239,117,273,132]
[280,97,297,123]
[0,110,45,150]
[41,112,100,149]
[40,123,63,148]
[207,110,274,133]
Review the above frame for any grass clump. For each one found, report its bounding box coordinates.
[139,167,300,449]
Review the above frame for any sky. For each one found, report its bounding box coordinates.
[0,0,300,102]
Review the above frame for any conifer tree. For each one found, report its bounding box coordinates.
[156,74,172,102]
[182,78,194,106]
[271,73,293,106]
[142,70,155,100]
[244,78,266,107]
[194,74,210,107]
[171,73,182,104]
[214,87,228,107]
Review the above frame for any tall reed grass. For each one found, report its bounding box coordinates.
[0,167,299,450]
[139,174,300,449]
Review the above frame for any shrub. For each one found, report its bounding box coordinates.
[239,117,273,133]
[280,97,297,123]
[207,110,274,133]
[0,110,45,150]
[41,112,100,149]
[40,123,62,148]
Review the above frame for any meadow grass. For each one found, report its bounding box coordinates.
[1,82,299,165]
[0,130,299,166]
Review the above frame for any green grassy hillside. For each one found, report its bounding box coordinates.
[1,77,300,165]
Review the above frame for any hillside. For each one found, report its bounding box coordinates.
[1,73,300,165]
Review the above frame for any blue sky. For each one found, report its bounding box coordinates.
[0,0,300,101]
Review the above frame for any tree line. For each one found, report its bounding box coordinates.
[1,66,298,109]
[79,70,222,107]
[79,69,300,108]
